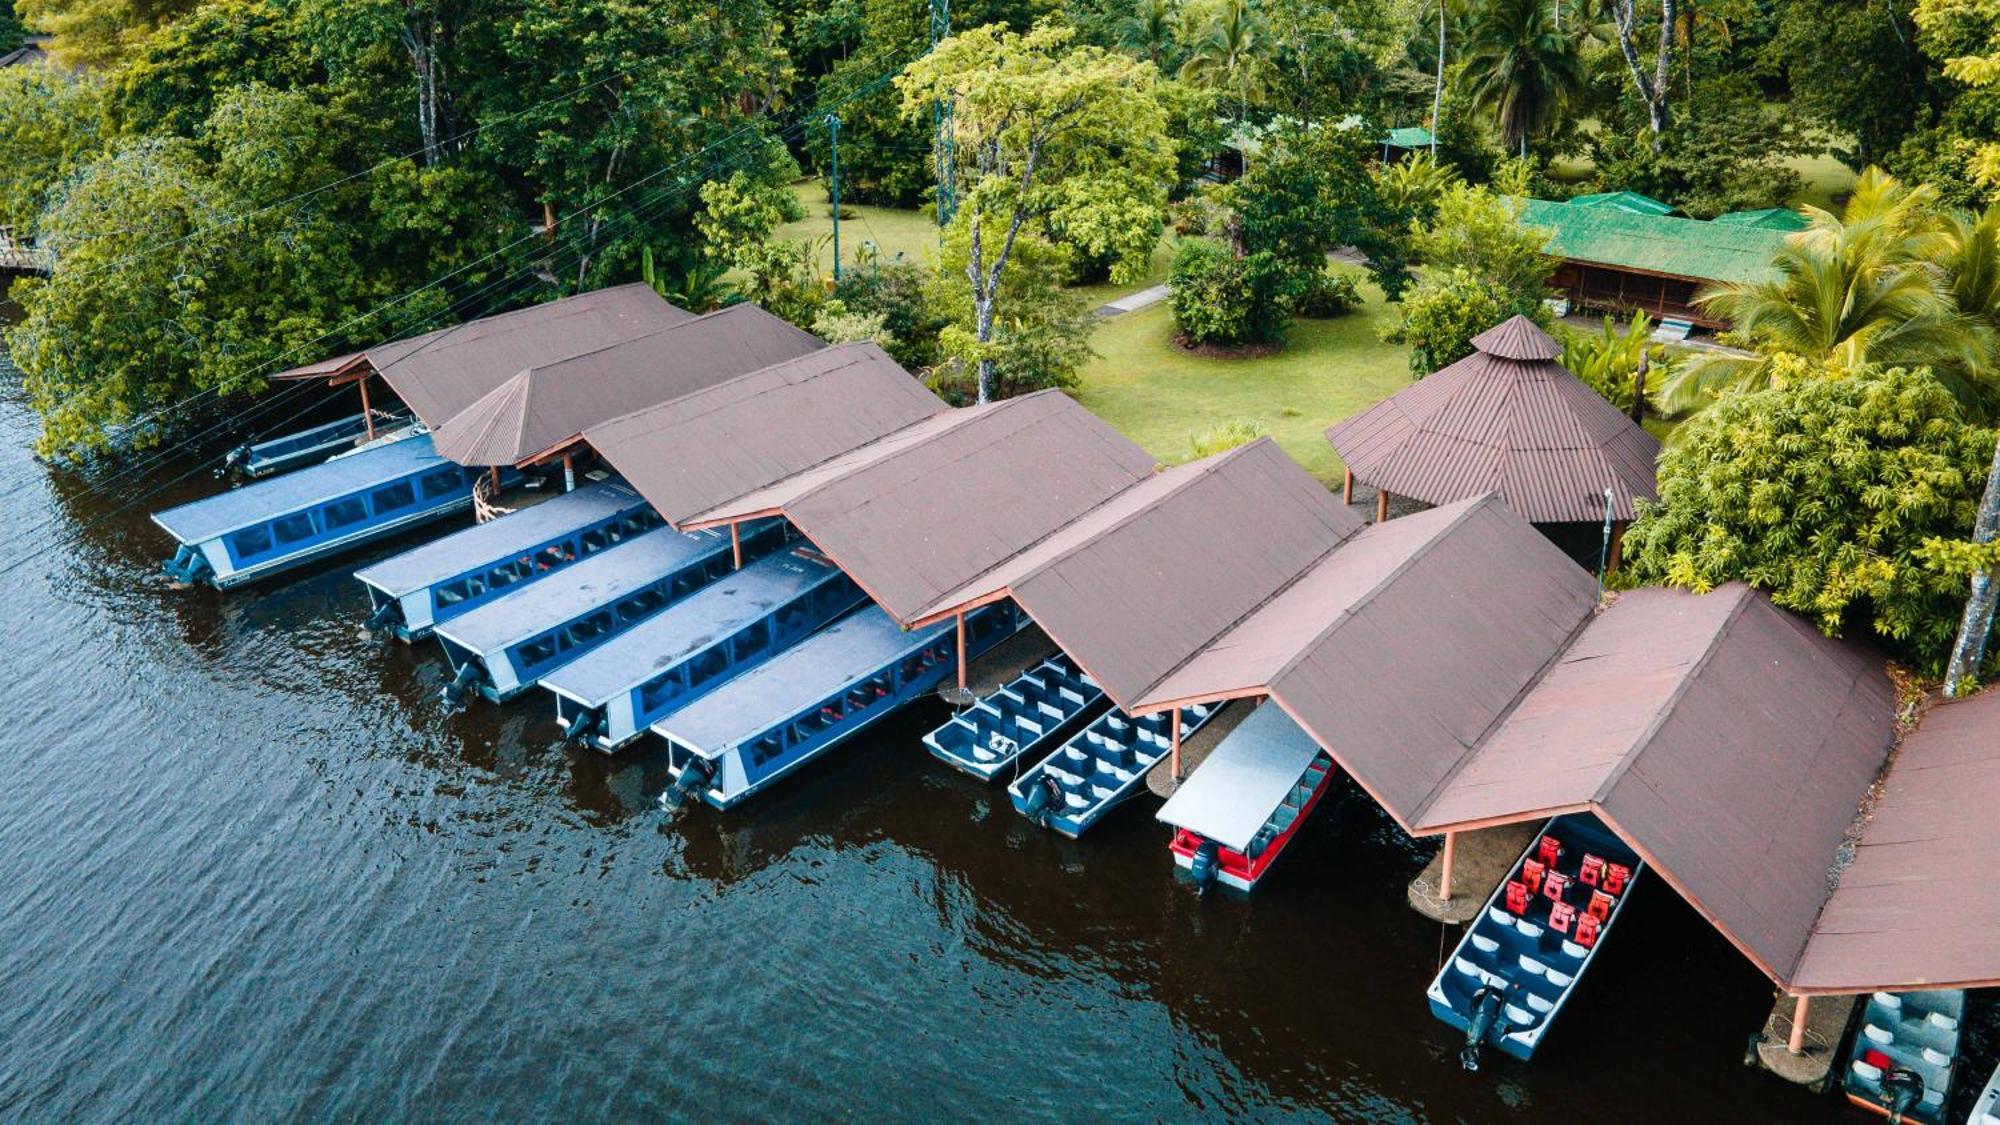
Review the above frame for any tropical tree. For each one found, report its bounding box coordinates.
[1657,170,1988,412]
[1117,0,1178,66]
[16,0,198,67]
[0,67,107,231]
[1176,0,1273,111]
[898,22,1172,402]
[1459,0,1583,157]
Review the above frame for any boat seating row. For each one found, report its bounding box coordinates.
[1009,701,1224,838]
[1845,989,1964,1123]
[923,655,1106,781]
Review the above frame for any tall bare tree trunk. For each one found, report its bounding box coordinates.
[1431,0,1445,155]
[1612,0,1674,149]
[1945,433,2000,695]
[399,4,456,167]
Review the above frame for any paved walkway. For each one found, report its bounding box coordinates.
[1092,283,1171,319]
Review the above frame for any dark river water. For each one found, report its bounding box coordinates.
[0,309,1974,1122]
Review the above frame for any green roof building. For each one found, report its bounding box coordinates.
[1520,198,1790,329]
[1712,207,1812,231]
[1569,191,1676,217]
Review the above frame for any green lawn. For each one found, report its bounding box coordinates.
[1075,280,1413,484]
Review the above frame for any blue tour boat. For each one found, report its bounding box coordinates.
[1426,814,1645,1067]
[354,480,662,641]
[432,521,781,704]
[1844,989,1966,1123]
[656,603,1027,811]
[922,654,1106,782]
[228,412,406,478]
[540,548,867,752]
[1156,703,1336,894]
[1006,700,1225,839]
[154,433,485,589]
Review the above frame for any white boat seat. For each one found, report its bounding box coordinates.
[1874,991,1902,1010]
[1851,1060,1884,1083]
[1921,1046,1951,1067]
[1560,940,1589,959]
[1921,1090,1945,1108]
[1525,993,1554,1014]
[1864,1024,1894,1046]
[1517,955,1548,977]
[1544,968,1573,988]
[1454,957,1486,982]
[1488,906,1513,927]
[1470,935,1500,955]
[1504,1004,1535,1026]
[1514,920,1542,940]
[1925,1012,1958,1032]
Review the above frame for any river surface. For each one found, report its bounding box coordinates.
[0,311,1981,1122]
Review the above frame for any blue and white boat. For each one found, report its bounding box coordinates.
[228,412,406,478]
[657,602,1027,810]
[354,480,662,641]
[154,433,484,589]
[1426,814,1644,1067]
[541,548,867,751]
[1007,700,1225,839]
[922,654,1106,781]
[1844,989,1965,1123]
[432,522,781,704]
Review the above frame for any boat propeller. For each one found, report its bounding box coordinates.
[1459,985,1505,1072]
[440,663,483,709]
[1883,1066,1925,1124]
[660,757,716,810]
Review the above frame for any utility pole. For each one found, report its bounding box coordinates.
[930,0,955,231]
[827,114,842,282]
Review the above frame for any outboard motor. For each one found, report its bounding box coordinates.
[217,443,250,479]
[440,663,484,709]
[1459,985,1505,1071]
[563,707,604,744]
[1188,839,1221,895]
[661,757,716,810]
[1019,773,1063,827]
[1882,1067,1925,1124]
[363,600,402,635]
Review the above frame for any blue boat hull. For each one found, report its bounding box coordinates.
[922,655,1106,782]
[1006,702,1224,839]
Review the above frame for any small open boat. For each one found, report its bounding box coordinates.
[1007,701,1224,839]
[1426,814,1644,1067]
[227,412,410,478]
[1843,989,1965,1123]
[1969,1059,2000,1124]
[1155,703,1336,894]
[922,654,1106,782]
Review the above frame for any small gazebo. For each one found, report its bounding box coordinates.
[1325,315,1661,567]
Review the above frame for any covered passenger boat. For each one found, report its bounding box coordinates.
[656,603,1026,810]
[1426,815,1644,1066]
[228,412,408,478]
[155,433,484,589]
[353,480,661,641]
[1844,990,1965,1123]
[1155,704,1335,894]
[1007,700,1224,839]
[540,548,866,752]
[922,654,1105,781]
[433,521,781,703]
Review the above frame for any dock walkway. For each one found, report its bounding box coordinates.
[1406,821,1541,925]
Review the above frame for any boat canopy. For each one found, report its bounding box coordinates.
[153,434,449,544]
[354,481,646,598]
[1156,703,1323,852]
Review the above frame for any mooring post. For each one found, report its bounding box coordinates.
[731,523,742,570]
[1342,469,1353,505]
[1375,488,1390,524]
[1440,831,1457,900]
[955,611,968,691]
[561,451,575,493]
[1170,709,1183,781]
[1788,995,1809,1055]
[359,376,375,442]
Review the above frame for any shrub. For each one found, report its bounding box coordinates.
[1625,366,1998,673]
[1293,267,1362,319]
[1560,313,1664,413]
[830,259,947,369]
[1168,239,1289,347]
[1187,419,1267,459]
[1391,266,1550,375]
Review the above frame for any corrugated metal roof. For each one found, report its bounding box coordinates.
[1383,126,1434,149]
[1520,198,1787,284]
[1324,315,1660,522]
[1155,702,1324,850]
[1570,191,1675,217]
[686,391,1161,623]
[275,285,693,429]
[1794,688,2000,992]
[1413,583,1897,991]
[1712,207,1810,231]
[913,439,1364,707]
[428,303,824,467]
[584,343,947,526]
[152,435,450,543]
[353,479,643,595]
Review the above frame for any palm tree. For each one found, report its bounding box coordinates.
[1118,0,1178,68]
[1656,170,1988,413]
[1178,0,1272,113]
[1459,0,1583,158]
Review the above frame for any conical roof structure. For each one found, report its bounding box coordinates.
[1325,315,1660,522]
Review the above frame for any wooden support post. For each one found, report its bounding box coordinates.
[1170,709,1183,780]
[730,522,742,570]
[1788,994,1809,1055]
[489,466,500,491]
[956,612,968,691]
[1342,469,1353,504]
[1375,488,1390,524]
[1440,831,1457,900]
[359,376,375,441]
[561,451,575,493]
[1608,521,1626,572]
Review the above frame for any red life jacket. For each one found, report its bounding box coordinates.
[1542,871,1571,902]
[1603,863,1631,895]
[1504,880,1531,915]
[1548,901,1576,934]
[1520,858,1546,893]
[1537,835,1563,868]
[1579,854,1605,887]
[1573,911,1599,947]
[1588,890,1614,922]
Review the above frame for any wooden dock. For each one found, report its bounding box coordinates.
[0,230,52,274]
[1407,821,1542,924]
[1746,990,1856,1092]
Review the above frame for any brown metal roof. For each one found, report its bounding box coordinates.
[582,342,947,524]
[1470,315,1563,360]
[274,284,693,428]
[1414,583,1897,990]
[1324,315,1660,522]
[686,391,1160,622]
[428,304,823,467]
[1793,688,2000,993]
[910,438,1364,706]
